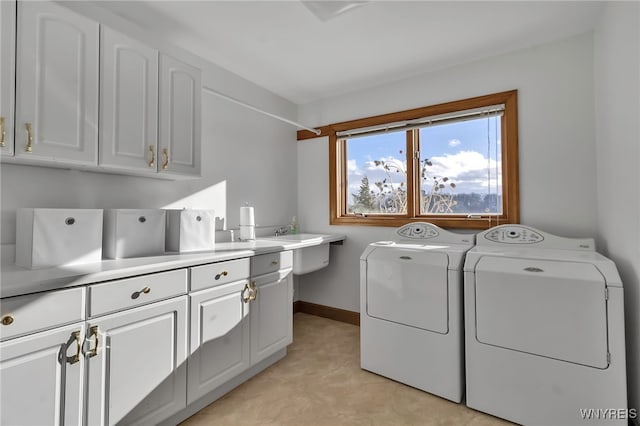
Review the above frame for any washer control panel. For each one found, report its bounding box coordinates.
[484,226,544,244]
[396,223,439,239]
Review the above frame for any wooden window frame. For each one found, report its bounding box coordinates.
[297,90,519,229]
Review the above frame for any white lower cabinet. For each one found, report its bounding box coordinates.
[85,296,188,426]
[0,322,85,426]
[187,280,251,404]
[0,251,295,425]
[187,254,293,406]
[250,269,294,365]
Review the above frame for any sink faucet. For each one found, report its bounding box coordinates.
[275,226,289,236]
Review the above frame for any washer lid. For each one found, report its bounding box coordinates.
[366,248,449,334]
[474,256,609,369]
[364,242,472,270]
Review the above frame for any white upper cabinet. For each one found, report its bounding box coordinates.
[0,1,16,157]
[4,1,202,179]
[100,26,158,173]
[15,1,99,165]
[159,54,201,177]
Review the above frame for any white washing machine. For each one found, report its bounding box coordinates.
[360,222,474,402]
[464,225,628,425]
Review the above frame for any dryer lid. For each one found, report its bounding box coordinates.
[474,256,609,369]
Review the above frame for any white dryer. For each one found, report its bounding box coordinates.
[360,222,474,402]
[464,225,628,425]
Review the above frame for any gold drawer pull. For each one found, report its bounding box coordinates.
[1,314,14,326]
[148,145,155,168]
[215,271,228,280]
[0,116,5,147]
[161,148,169,170]
[131,286,151,299]
[242,283,251,303]
[25,123,33,152]
[271,261,279,266]
[87,326,99,358]
[249,281,258,301]
[66,331,82,365]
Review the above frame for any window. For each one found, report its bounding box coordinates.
[299,90,519,229]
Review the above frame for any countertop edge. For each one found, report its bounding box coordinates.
[0,234,346,299]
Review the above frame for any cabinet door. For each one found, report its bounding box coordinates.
[188,280,251,404]
[100,26,158,172]
[0,0,15,157]
[159,54,201,177]
[0,322,84,426]
[15,1,98,164]
[250,269,293,365]
[85,296,188,426]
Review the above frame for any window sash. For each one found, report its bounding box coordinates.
[309,90,519,229]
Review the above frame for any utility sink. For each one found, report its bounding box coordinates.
[267,233,326,242]
[261,233,332,275]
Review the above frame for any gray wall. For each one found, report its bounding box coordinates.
[0,2,299,246]
[297,8,640,413]
[296,33,598,312]
[594,1,640,415]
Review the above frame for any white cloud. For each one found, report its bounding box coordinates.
[425,150,501,193]
[448,139,461,147]
[364,156,406,172]
[347,159,361,175]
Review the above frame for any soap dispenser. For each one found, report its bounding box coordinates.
[289,216,298,235]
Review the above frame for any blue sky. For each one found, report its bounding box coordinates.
[346,116,502,201]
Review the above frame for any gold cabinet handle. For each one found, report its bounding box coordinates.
[0,117,5,147]
[1,314,14,326]
[25,123,33,152]
[249,281,258,301]
[87,326,99,358]
[148,145,155,168]
[242,283,251,303]
[66,331,82,365]
[161,148,169,170]
[271,261,279,266]
[215,271,228,280]
[131,286,151,299]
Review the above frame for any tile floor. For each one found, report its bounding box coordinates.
[180,313,514,426]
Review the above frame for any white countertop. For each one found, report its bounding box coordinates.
[0,234,345,299]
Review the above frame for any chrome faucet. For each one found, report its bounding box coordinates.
[275,226,289,236]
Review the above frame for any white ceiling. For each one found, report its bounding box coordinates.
[96,1,604,105]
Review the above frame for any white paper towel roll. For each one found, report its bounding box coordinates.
[239,205,255,240]
[239,225,255,241]
[239,206,255,227]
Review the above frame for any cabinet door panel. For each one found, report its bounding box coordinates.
[250,269,293,365]
[16,1,98,164]
[100,26,158,171]
[86,296,187,426]
[159,54,201,177]
[0,323,84,426]
[0,1,15,157]
[188,281,251,404]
